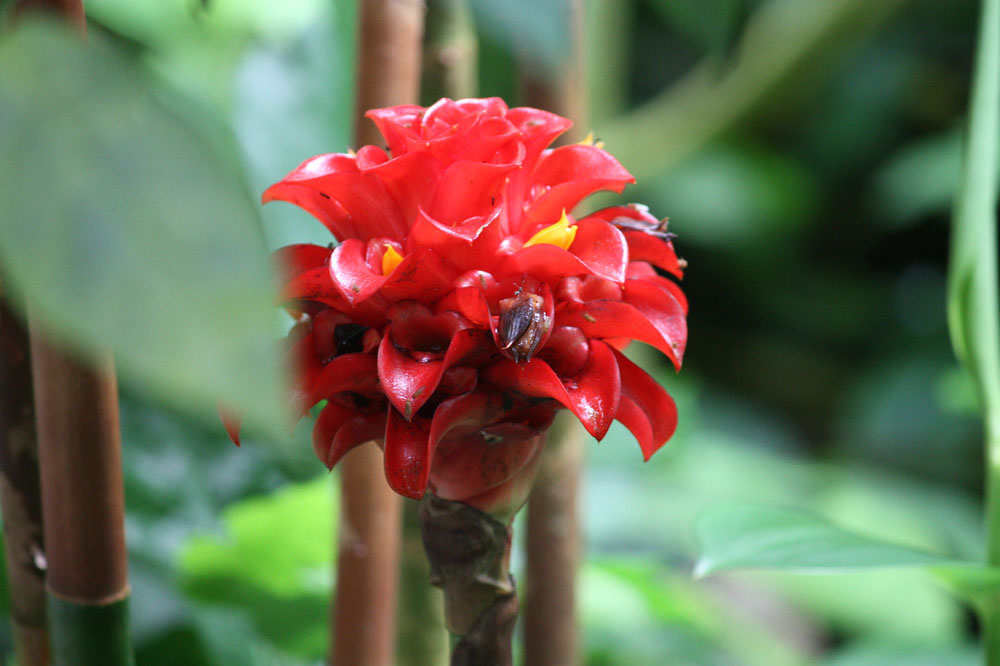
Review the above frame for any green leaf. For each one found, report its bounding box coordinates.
[180,475,334,600]
[693,504,1000,600]
[179,475,334,659]
[0,21,285,434]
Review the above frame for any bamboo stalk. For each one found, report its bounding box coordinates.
[10,3,132,665]
[517,2,586,663]
[522,415,583,666]
[0,298,48,666]
[332,4,424,664]
[392,3,478,665]
[29,336,132,666]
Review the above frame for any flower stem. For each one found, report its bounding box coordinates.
[0,298,48,666]
[419,494,518,666]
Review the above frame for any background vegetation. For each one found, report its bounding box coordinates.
[0,0,988,663]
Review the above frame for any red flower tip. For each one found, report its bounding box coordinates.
[249,97,688,514]
[218,406,242,447]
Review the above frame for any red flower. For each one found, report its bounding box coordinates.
[259,98,686,517]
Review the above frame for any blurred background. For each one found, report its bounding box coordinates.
[0,0,989,663]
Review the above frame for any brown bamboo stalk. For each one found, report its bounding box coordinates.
[0,298,48,666]
[391,4,478,665]
[519,2,587,664]
[0,0,95,666]
[29,334,133,666]
[13,3,132,664]
[30,339,128,604]
[522,415,583,666]
[332,2,424,665]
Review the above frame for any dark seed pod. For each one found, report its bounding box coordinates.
[497,291,550,363]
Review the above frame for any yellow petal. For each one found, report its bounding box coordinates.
[576,131,605,150]
[382,245,404,275]
[524,211,578,251]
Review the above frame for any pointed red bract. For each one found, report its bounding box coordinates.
[612,349,678,460]
[384,408,432,499]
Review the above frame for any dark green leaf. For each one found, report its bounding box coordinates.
[0,21,285,434]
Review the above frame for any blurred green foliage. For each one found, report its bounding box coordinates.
[0,0,990,663]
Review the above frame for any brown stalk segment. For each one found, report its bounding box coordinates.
[354,0,425,147]
[30,337,128,605]
[0,299,48,666]
[518,2,587,663]
[332,444,404,666]
[331,2,424,665]
[523,416,583,666]
[393,3,478,665]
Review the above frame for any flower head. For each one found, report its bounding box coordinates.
[261,98,687,516]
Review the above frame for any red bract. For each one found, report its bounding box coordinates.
[256,98,687,517]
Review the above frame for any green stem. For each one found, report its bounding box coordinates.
[594,0,907,184]
[946,0,1000,661]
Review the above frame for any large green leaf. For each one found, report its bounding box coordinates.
[0,21,285,434]
[179,475,334,659]
[694,504,1000,601]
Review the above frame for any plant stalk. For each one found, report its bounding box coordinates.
[517,3,586,663]
[594,0,907,184]
[945,0,1000,661]
[523,414,583,666]
[29,335,132,666]
[332,443,403,666]
[330,2,423,665]
[393,4,478,665]
[0,298,48,666]
[12,3,132,664]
